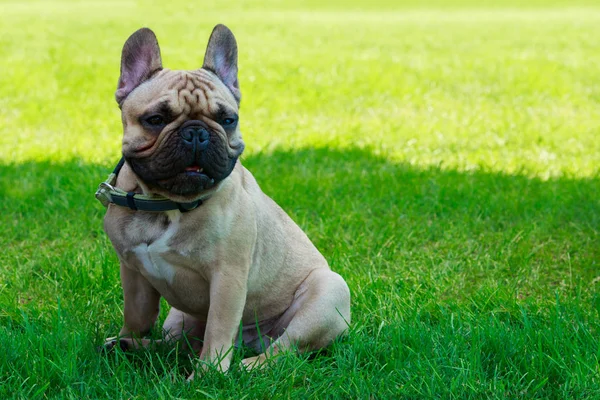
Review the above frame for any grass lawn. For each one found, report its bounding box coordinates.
[1,0,599,398]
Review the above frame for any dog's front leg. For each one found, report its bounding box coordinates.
[120,262,161,336]
[191,270,248,377]
[104,262,161,351]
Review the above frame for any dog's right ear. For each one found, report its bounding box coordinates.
[115,28,163,106]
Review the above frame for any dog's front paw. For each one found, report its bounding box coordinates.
[98,337,130,353]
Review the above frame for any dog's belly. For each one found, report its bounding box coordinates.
[239,315,281,352]
[239,283,307,352]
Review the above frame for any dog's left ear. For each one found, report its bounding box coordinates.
[202,24,241,103]
[116,28,163,106]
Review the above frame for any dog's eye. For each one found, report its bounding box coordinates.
[221,117,237,126]
[145,115,165,126]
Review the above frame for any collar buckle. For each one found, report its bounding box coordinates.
[95,181,115,208]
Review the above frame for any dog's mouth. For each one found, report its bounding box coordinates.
[126,134,240,197]
[184,164,204,174]
[181,164,212,183]
[151,165,216,196]
[145,161,222,196]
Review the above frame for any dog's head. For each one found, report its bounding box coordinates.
[115,25,244,201]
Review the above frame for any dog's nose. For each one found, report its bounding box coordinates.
[180,126,210,151]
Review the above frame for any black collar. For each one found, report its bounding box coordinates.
[95,158,203,213]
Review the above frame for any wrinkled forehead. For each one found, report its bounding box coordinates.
[123,68,238,117]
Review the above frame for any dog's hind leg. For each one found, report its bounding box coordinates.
[162,307,206,352]
[240,268,350,369]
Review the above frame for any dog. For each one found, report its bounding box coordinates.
[100,24,350,378]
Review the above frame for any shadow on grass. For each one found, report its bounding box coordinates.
[1,146,598,300]
[1,146,599,398]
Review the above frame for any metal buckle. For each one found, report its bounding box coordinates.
[95,182,115,208]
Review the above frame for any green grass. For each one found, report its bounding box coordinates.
[1,0,599,398]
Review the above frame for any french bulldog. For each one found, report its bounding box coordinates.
[101,24,350,377]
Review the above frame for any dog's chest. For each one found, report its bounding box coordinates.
[122,211,215,314]
[126,211,210,284]
[132,234,177,284]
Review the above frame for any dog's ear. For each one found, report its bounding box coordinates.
[202,24,240,103]
[116,28,163,106]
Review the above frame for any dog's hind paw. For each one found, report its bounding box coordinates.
[240,354,270,371]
